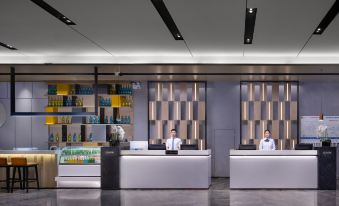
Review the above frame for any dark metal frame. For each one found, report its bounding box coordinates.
[239,81,300,143]
[10,67,98,116]
[147,81,207,149]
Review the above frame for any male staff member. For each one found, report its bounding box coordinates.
[259,129,276,150]
[166,129,182,150]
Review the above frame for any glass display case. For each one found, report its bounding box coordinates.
[59,147,101,165]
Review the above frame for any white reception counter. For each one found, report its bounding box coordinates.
[120,150,211,189]
[230,150,318,189]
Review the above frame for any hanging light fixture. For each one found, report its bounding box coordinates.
[319,86,324,121]
[319,112,324,121]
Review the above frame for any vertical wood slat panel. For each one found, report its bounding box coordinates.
[179,120,188,139]
[149,101,156,120]
[161,101,169,120]
[285,83,291,101]
[155,120,163,139]
[242,101,249,120]
[254,101,261,120]
[260,83,267,101]
[272,83,279,101]
[290,101,298,120]
[272,120,279,139]
[186,101,193,120]
[198,101,205,121]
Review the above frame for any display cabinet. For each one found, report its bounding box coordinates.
[55,146,101,188]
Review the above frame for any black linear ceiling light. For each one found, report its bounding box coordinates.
[313,1,339,35]
[151,0,183,40]
[31,0,76,25]
[244,8,257,44]
[0,42,17,50]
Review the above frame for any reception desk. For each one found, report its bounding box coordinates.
[120,150,211,189]
[230,150,318,189]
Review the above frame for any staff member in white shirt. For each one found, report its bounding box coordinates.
[166,129,182,150]
[259,129,276,150]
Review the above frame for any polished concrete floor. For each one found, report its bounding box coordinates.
[0,178,338,206]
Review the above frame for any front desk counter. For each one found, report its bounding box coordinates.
[230,150,318,189]
[0,150,57,188]
[120,150,211,189]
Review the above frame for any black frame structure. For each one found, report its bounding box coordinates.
[147,81,207,149]
[239,81,300,144]
[10,67,98,116]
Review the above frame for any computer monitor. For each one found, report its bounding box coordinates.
[148,144,166,150]
[180,144,198,150]
[238,144,257,150]
[295,144,313,150]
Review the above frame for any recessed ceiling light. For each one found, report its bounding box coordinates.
[151,0,184,40]
[0,42,18,50]
[31,0,76,25]
[244,8,257,44]
[313,1,339,35]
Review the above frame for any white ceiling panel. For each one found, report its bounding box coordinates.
[300,10,339,56]
[0,47,21,56]
[164,0,245,56]
[245,0,334,57]
[45,0,190,56]
[0,0,110,56]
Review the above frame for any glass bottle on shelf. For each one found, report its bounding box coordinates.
[67,134,72,142]
[78,134,82,142]
[55,133,59,142]
[49,133,54,142]
[73,133,77,142]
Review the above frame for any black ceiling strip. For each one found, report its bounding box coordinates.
[0,42,17,50]
[244,8,257,44]
[313,1,339,35]
[31,0,76,25]
[151,0,183,40]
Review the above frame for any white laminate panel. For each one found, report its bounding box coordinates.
[230,149,317,156]
[58,165,100,177]
[121,149,211,156]
[230,155,318,188]
[120,155,211,188]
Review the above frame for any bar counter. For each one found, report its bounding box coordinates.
[0,150,57,188]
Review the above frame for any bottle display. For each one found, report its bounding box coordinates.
[59,147,100,165]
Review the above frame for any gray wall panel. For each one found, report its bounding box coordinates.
[133,81,148,141]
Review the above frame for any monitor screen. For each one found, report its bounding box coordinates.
[295,144,313,150]
[148,144,166,150]
[181,144,198,150]
[238,144,257,150]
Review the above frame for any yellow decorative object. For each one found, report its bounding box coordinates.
[45,107,58,124]
[111,95,121,107]
[56,83,70,95]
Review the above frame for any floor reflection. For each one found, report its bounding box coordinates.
[0,179,339,206]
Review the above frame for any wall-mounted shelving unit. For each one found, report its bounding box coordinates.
[46,82,134,148]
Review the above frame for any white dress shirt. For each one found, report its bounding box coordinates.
[166,137,182,150]
[259,138,276,150]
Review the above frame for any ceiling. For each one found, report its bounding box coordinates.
[0,0,338,64]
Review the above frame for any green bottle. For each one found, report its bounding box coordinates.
[78,134,82,142]
[67,134,72,142]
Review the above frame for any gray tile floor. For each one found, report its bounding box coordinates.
[0,178,338,206]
